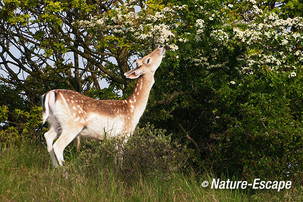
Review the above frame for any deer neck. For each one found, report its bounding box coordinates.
[126,74,154,125]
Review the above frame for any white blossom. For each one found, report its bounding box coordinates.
[197,29,204,35]
[268,13,278,21]
[96,18,104,25]
[162,7,172,12]
[289,72,297,78]
[281,39,288,45]
[172,5,186,10]
[295,50,301,56]
[167,44,179,51]
[230,81,236,85]
[137,34,149,40]
[151,24,175,44]
[195,19,205,28]
[293,33,301,40]
[211,30,229,41]
[78,1,303,76]
[252,5,263,14]
[178,38,188,43]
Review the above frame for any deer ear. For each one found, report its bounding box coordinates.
[124,68,144,79]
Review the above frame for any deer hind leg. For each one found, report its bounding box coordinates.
[53,126,83,166]
[44,127,59,167]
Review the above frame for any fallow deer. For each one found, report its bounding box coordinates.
[42,46,165,166]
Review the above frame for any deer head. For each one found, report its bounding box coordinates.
[124,46,165,79]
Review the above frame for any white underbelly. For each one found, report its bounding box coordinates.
[79,113,124,140]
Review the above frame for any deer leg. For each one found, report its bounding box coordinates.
[53,127,83,166]
[76,136,81,152]
[116,135,130,167]
[44,128,59,167]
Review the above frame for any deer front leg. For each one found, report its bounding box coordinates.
[76,136,81,152]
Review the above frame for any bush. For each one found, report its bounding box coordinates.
[207,70,303,184]
[0,105,43,149]
[121,124,192,179]
[74,124,192,180]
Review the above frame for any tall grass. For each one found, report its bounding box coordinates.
[0,138,301,201]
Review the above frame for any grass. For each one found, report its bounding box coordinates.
[0,139,302,201]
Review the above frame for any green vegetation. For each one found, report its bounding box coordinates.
[1,130,302,201]
[1,0,303,200]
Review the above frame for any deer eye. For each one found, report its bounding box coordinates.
[145,58,151,64]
